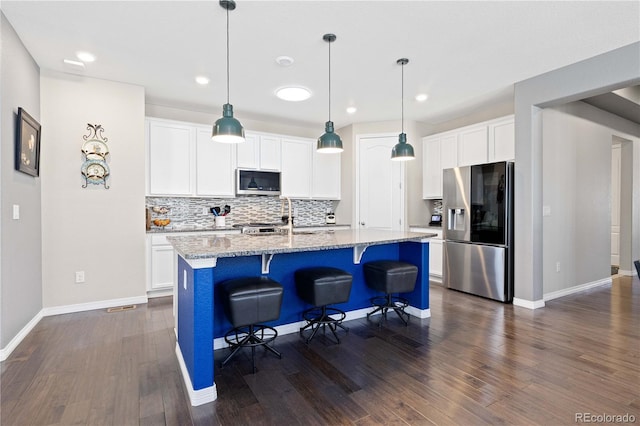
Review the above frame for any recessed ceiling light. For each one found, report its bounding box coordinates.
[76,51,96,63]
[195,76,210,85]
[415,93,429,102]
[275,86,311,102]
[346,106,357,114]
[275,56,294,67]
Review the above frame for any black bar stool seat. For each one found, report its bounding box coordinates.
[363,260,418,326]
[220,276,283,373]
[295,267,352,344]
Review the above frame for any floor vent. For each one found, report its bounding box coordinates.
[107,305,137,313]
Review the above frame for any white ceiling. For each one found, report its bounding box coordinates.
[2,1,639,129]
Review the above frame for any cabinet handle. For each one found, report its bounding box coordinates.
[360,221,365,226]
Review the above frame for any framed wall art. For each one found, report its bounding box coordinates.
[15,107,41,177]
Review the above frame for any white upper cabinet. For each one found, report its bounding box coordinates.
[281,138,313,198]
[422,136,441,199]
[457,125,488,166]
[488,115,515,162]
[236,132,281,170]
[147,119,194,196]
[147,118,341,199]
[259,135,281,170]
[195,126,236,197]
[421,115,514,199]
[422,133,457,199]
[312,147,341,200]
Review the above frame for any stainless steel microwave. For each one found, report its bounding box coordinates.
[236,169,281,196]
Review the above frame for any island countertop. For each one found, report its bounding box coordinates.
[167,228,437,260]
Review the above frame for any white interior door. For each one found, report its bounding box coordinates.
[358,135,403,230]
[611,143,621,267]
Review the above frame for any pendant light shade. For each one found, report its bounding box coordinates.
[317,33,343,153]
[212,0,245,144]
[391,58,415,161]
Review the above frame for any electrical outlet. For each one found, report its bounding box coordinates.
[75,271,85,283]
[556,262,561,273]
[202,207,208,215]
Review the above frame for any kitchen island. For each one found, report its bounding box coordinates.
[167,228,436,406]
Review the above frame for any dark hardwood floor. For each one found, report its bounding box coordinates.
[1,276,638,425]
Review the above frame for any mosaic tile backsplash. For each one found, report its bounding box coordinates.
[146,196,334,228]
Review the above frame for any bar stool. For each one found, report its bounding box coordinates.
[295,267,353,344]
[363,260,418,326]
[219,276,283,373]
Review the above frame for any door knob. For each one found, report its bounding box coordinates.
[360,221,365,226]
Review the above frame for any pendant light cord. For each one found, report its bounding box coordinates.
[226,4,230,104]
[401,60,404,134]
[328,38,331,122]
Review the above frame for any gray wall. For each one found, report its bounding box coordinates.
[514,42,640,303]
[542,101,639,295]
[0,13,43,348]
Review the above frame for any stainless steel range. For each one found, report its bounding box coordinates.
[233,223,288,235]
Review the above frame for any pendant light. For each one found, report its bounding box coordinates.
[212,0,245,143]
[391,58,415,161]
[317,33,343,153]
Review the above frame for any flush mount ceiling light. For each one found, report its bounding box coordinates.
[76,51,95,63]
[317,33,343,154]
[275,86,311,101]
[346,106,357,114]
[212,0,245,144]
[195,76,210,85]
[415,93,429,102]
[391,58,415,161]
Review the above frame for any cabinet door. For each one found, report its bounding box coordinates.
[312,148,341,199]
[489,117,515,162]
[236,132,259,169]
[440,135,458,169]
[429,239,443,277]
[422,137,441,199]
[259,135,281,170]
[195,127,236,197]
[281,138,312,198]
[458,125,488,166]
[150,245,175,290]
[147,120,194,195]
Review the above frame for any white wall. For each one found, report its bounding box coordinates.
[0,13,43,349]
[541,101,639,295]
[40,71,146,307]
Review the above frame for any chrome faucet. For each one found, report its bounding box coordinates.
[280,196,293,234]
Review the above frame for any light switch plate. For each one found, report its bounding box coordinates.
[12,205,20,220]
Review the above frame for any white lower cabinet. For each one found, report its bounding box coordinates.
[147,234,175,293]
[147,231,241,294]
[410,227,443,279]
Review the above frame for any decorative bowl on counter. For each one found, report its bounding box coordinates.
[153,218,171,228]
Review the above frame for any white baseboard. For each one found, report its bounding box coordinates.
[147,288,173,298]
[1,295,149,362]
[175,343,217,406]
[617,269,633,277]
[41,295,148,317]
[0,310,44,362]
[513,298,545,310]
[544,277,612,302]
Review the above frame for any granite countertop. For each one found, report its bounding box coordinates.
[146,223,351,234]
[167,228,437,260]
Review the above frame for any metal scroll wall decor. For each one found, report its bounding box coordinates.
[81,124,110,189]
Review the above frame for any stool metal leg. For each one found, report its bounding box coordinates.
[368,293,410,326]
[221,324,281,373]
[300,306,348,344]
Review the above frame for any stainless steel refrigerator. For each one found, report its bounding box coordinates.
[443,161,514,302]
